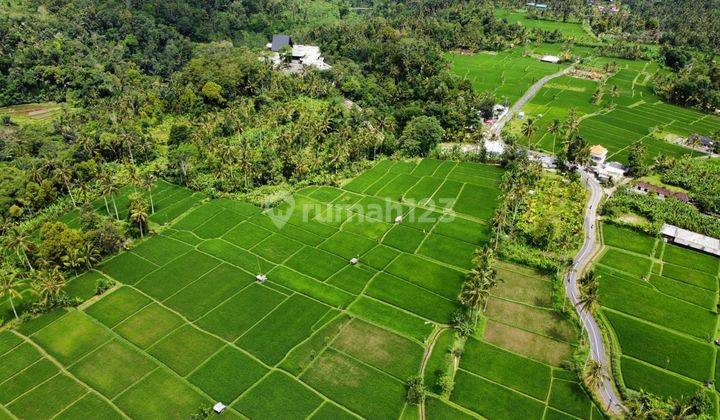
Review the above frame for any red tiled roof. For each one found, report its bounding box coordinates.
[634,182,689,202]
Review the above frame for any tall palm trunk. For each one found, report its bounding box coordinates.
[17,248,33,271]
[149,193,155,214]
[139,221,144,238]
[9,297,18,319]
[65,180,76,206]
[111,195,120,220]
[103,196,111,217]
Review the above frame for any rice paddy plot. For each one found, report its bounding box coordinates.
[448,49,567,104]
[596,225,719,402]
[494,9,596,42]
[512,54,718,164]
[1,158,581,419]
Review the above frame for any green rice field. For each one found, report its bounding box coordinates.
[448,49,567,104]
[597,223,720,408]
[0,158,597,419]
[512,57,720,163]
[494,9,596,43]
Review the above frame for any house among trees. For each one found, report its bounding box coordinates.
[526,2,548,10]
[632,181,690,202]
[264,34,331,72]
[686,133,715,152]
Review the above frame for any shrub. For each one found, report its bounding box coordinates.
[405,376,427,405]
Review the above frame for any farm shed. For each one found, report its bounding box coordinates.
[661,224,720,257]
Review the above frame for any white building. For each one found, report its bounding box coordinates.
[660,224,720,257]
[589,144,608,167]
[540,55,560,64]
[265,35,331,72]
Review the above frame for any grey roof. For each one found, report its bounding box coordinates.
[271,35,292,52]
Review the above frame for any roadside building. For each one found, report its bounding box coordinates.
[632,181,690,202]
[589,144,608,166]
[660,224,720,257]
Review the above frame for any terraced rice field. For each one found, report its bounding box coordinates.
[0,181,207,324]
[448,49,567,104]
[596,223,720,409]
[515,57,720,163]
[494,9,596,43]
[0,159,597,419]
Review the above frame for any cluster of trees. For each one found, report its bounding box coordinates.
[1,205,126,322]
[653,52,720,112]
[519,108,589,169]
[657,156,720,214]
[455,246,501,335]
[623,0,720,54]
[603,186,720,238]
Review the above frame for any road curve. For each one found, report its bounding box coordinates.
[566,171,625,414]
[489,66,572,138]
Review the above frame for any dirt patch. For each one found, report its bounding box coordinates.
[310,350,364,388]
[567,67,608,81]
[483,320,574,366]
[485,298,577,342]
[332,319,401,364]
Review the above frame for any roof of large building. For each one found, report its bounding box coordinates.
[661,224,720,257]
[270,34,292,52]
[634,181,690,202]
[589,144,608,157]
[540,55,560,63]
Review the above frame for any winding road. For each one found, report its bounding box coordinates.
[565,171,625,414]
[489,66,573,138]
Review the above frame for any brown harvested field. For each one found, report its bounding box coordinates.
[0,102,64,122]
[483,320,574,366]
[485,298,577,343]
[492,268,553,307]
[331,319,423,379]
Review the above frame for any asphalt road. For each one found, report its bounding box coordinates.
[489,66,572,138]
[565,171,625,414]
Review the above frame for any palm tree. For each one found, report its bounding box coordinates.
[129,194,149,238]
[32,268,66,306]
[583,359,608,391]
[667,399,693,420]
[0,265,22,320]
[77,242,101,269]
[4,227,33,271]
[141,171,156,214]
[458,277,490,316]
[578,279,599,313]
[53,163,76,207]
[61,248,85,274]
[99,172,120,220]
[522,118,536,139]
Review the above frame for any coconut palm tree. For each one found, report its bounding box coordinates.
[129,194,149,238]
[99,172,120,220]
[522,118,536,139]
[458,277,490,316]
[77,241,101,269]
[53,163,76,207]
[141,171,156,214]
[32,268,66,306]
[4,227,33,271]
[578,279,599,313]
[583,359,608,392]
[0,265,22,320]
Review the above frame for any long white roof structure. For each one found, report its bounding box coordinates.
[660,223,720,257]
